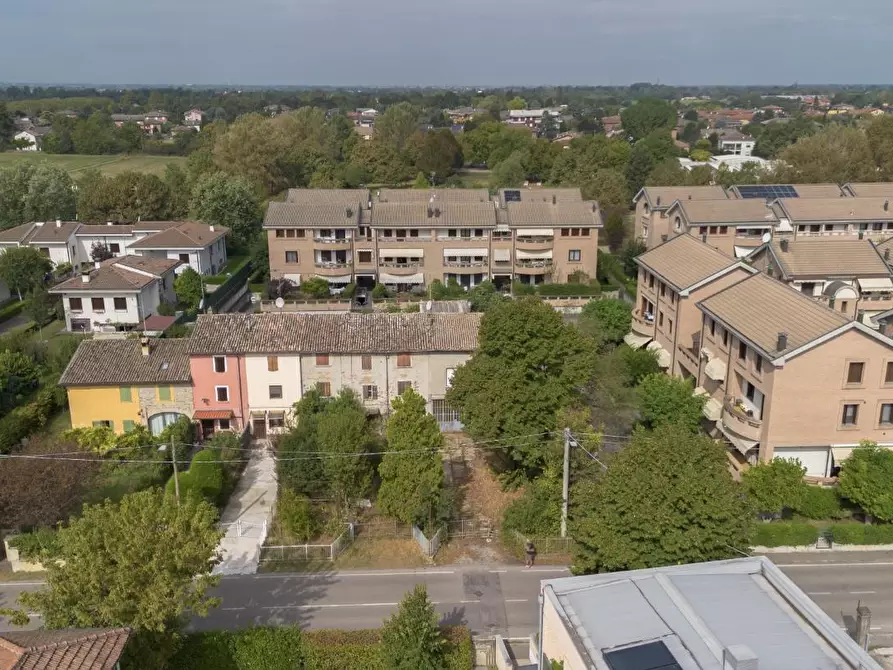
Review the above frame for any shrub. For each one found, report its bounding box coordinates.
[8,527,60,561]
[232,627,304,670]
[0,404,43,453]
[341,282,356,299]
[536,283,602,297]
[371,283,389,299]
[167,449,224,504]
[794,485,846,520]
[403,303,420,313]
[301,276,331,299]
[829,523,893,545]
[502,472,562,538]
[156,301,177,316]
[304,630,383,670]
[0,300,26,325]
[750,521,819,548]
[742,458,806,516]
[277,489,319,542]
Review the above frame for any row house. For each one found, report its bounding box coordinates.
[60,338,193,435]
[748,238,893,325]
[632,186,729,249]
[627,235,755,379]
[771,197,893,240]
[186,311,481,438]
[695,273,893,477]
[264,187,601,292]
[665,198,780,258]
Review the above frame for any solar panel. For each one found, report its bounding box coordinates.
[736,184,799,199]
[503,190,522,202]
[604,641,682,670]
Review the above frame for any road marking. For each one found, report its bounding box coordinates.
[261,602,399,609]
[458,600,480,604]
[489,570,507,574]
[872,627,884,630]
[505,599,528,603]
[527,568,570,573]
[777,562,893,568]
[850,590,876,594]
[236,571,455,579]
[0,582,45,588]
[808,591,833,595]
[221,607,246,611]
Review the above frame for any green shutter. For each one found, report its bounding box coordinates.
[119,387,132,402]
[158,386,172,401]
[123,420,135,432]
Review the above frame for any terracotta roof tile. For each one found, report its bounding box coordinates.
[0,223,39,244]
[635,186,728,208]
[844,182,893,198]
[263,202,364,228]
[497,188,583,205]
[378,188,490,203]
[59,338,192,386]
[505,201,601,227]
[371,202,497,228]
[50,256,179,293]
[670,199,779,225]
[775,197,893,222]
[636,234,739,290]
[126,222,227,249]
[188,312,482,355]
[764,239,890,278]
[0,627,130,670]
[74,225,134,237]
[285,188,369,207]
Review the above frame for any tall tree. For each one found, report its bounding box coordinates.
[489,150,526,188]
[380,585,446,670]
[838,441,893,522]
[638,373,705,433]
[19,489,222,667]
[316,390,374,512]
[378,389,444,526]
[620,99,677,142]
[413,129,464,181]
[0,246,52,300]
[0,165,34,229]
[0,102,13,149]
[779,125,876,184]
[572,424,754,573]
[578,298,632,349]
[741,458,806,517]
[23,165,77,222]
[375,102,421,154]
[190,172,261,248]
[174,267,204,309]
[581,168,629,213]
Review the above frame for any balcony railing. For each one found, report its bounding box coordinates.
[379,261,422,268]
[515,236,553,243]
[631,309,654,336]
[379,236,432,242]
[436,236,488,242]
[314,261,352,269]
[515,260,553,269]
[676,344,699,369]
[444,261,488,268]
[722,397,763,442]
[314,237,351,244]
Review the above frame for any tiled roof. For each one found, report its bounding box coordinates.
[636,234,738,290]
[634,186,728,208]
[670,199,779,225]
[263,202,363,228]
[131,221,180,232]
[497,188,583,205]
[59,338,192,386]
[873,236,893,261]
[188,312,482,355]
[50,256,179,293]
[504,201,602,227]
[775,197,893,222]
[74,225,134,237]
[285,188,369,207]
[0,627,131,670]
[0,223,37,244]
[127,222,227,249]
[844,182,893,198]
[28,222,81,243]
[371,202,497,228]
[377,188,491,203]
[697,273,849,359]
[765,239,890,278]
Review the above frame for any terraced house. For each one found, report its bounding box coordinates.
[60,338,193,435]
[263,187,601,293]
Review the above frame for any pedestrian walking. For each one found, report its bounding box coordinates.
[525,540,537,568]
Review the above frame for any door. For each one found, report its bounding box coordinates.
[70,318,91,332]
[253,417,267,439]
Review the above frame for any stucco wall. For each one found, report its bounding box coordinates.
[541,593,588,670]
[67,386,142,432]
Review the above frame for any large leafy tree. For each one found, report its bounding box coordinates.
[380,584,446,670]
[375,102,421,154]
[19,489,222,666]
[778,125,876,184]
[316,389,375,512]
[0,246,52,300]
[447,297,596,471]
[413,129,464,181]
[572,424,754,573]
[581,168,628,213]
[620,99,677,142]
[741,457,806,517]
[838,442,893,522]
[0,165,37,228]
[190,172,261,248]
[0,102,13,149]
[638,373,705,433]
[578,298,632,349]
[22,165,76,222]
[174,267,204,309]
[75,170,171,223]
[378,389,444,526]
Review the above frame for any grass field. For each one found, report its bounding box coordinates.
[0,152,186,177]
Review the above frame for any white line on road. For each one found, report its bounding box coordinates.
[850,590,877,594]
[489,570,507,574]
[777,562,893,568]
[808,592,833,595]
[458,600,480,604]
[527,568,570,573]
[221,607,246,611]
[0,582,45,588]
[261,602,399,610]
[236,571,456,579]
[505,599,529,603]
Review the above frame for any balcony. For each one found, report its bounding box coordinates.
[721,397,763,442]
[443,261,488,270]
[515,236,554,251]
[630,309,654,336]
[676,344,699,370]
[314,261,352,276]
[514,260,552,275]
[314,237,351,249]
[378,262,423,275]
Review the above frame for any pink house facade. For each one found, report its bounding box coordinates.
[188,354,249,438]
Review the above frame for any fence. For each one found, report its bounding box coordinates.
[259,523,355,562]
[204,260,254,312]
[220,519,268,540]
[447,517,493,540]
[506,530,575,559]
[412,524,446,557]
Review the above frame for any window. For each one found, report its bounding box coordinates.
[285,229,295,238]
[123,420,135,432]
[213,356,226,373]
[158,386,172,401]
[119,387,132,403]
[218,418,231,430]
[91,297,105,312]
[709,226,718,235]
[397,381,412,394]
[357,250,372,264]
[268,414,285,429]
[446,367,456,388]
[561,228,570,237]
[69,297,83,312]
[881,404,893,426]
[397,229,407,238]
[568,250,582,262]
[362,384,378,400]
[109,243,121,253]
[571,228,580,236]
[432,399,460,424]
[361,354,372,371]
[285,251,298,264]
[842,403,859,426]
[581,228,590,236]
[317,381,331,397]
[267,356,278,372]
[397,354,411,368]
[722,328,729,347]
[648,274,655,289]
[216,386,229,402]
[113,297,127,311]
[316,354,330,366]
[738,341,747,361]
[755,356,763,374]
[709,318,715,337]
[383,229,393,238]
[39,247,50,256]
[276,229,285,238]
[92,420,112,429]
[699,226,708,236]
[658,311,664,327]
[719,226,728,234]
[269,385,283,399]
[660,284,666,298]
[179,253,189,263]
[669,291,676,304]
[847,361,865,385]
[840,300,849,313]
[668,318,673,334]
[886,361,893,384]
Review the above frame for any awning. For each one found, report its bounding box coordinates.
[321,274,352,284]
[859,277,893,292]
[284,273,301,283]
[379,248,423,258]
[719,424,758,455]
[516,228,554,237]
[776,219,793,233]
[250,410,267,417]
[493,249,511,262]
[443,248,487,257]
[268,410,285,418]
[646,341,671,368]
[703,397,722,421]
[623,332,651,349]
[194,409,233,420]
[516,249,553,260]
[734,246,756,258]
[705,357,727,382]
[379,272,424,284]
[496,224,510,232]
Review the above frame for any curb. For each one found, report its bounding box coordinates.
[753,544,893,553]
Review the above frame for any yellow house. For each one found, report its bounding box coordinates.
[60,338,194,435]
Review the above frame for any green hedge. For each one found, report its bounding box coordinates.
[536,283,602,297]
[0,383,67,454]
[166,449,224,504]
[829,523,893,545]
[167,626,473,670]
[794,486,847,520]
[0,300,26,324]
[751,521,819,547]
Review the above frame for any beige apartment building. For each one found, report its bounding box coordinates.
[632,185,729,249]
[664,198,780,258]
[771,197,893,239]
[628,235,755,379]
[263,187,601,292]
[748,238,893,324]
[694,272,893,476]
[843,182,893,197]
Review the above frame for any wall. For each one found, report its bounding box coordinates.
[190,355,249,430]
[244,354,302,412]
[67,386,142,432]
[541,593,588,670]
[76,233,132,264]
[63,291,140,330]
[138,385,193,430]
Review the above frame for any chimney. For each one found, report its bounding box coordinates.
[701,233,707,243]
[209,225,215,232]
[779,239,789,252]
[552,194,557,204]
[885,248,890,261]
[106,221,114,226]
[140,337,151,357]
[656,196,661,206]
[345,207,353,219]
[80,271,90,283]
[94,261,101,270]
[688,194,692,200]
[859,231,864,240]
[776,332,788,351]
[723,645,758,670]
[885,200,890,212]
[55,219,62,228]
[856,604,872,650]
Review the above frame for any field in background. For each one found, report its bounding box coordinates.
[0,152,186,177]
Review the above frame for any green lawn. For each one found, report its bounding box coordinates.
[0,152,186,177]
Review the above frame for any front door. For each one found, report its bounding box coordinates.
[253,417,267,439]
[201,419,215,440]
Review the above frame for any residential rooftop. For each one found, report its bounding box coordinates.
[729,183,846,199]
[370,201,497,228]
[285,188,369,207]
[760,238,891,278]
[633,186,729,209]
[60,338,192,387]
[376,188,491,203]
[263,202,364,228]
[0,627,131,670]
[126,221,228,250]
[635,234,741,291]
[50,256,180,293]
[843,182,893,198]
[697,272,850,360]
[0,221,80,245]
[504,201,601,227]
[187,312,482,355]
[497,187,584,205]
[774,197,893,222]
[669,199,779,225]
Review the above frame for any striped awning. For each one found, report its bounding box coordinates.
[379,272,424,284]
[379,248,423,258]
[516,228,554,237]
[493,249,511,262]
[623,332,651,350]
[322,275,352,284]
[194,409,233,420]
[646,341,671,368]
[516,249,553,260]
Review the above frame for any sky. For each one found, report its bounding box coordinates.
[3,0,893,86]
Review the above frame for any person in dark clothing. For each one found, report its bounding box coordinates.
[525,540,537,568]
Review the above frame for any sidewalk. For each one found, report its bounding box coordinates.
[213,443,277,576]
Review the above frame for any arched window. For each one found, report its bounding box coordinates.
[148,412,184,435]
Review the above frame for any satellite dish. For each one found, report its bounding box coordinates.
[275,297,285,309]
[761,232,772,243]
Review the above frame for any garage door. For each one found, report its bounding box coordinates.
[773,447,831,477]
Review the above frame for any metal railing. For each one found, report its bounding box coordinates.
[378,261,422,268]
[314,261,352,268]
[723,397,763,427]
[515,260,553,269]
[259,523,354,562]
[314,237,351,244]
[443,261,488,268]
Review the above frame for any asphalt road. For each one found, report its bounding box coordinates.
[2,553,892,643]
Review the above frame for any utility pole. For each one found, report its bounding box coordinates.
[170,436,180,505]
[561,427,572,538]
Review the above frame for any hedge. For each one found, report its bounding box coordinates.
[794,486,847,520]
[166,626,473,670]
[0,383,68,454]
[166,449,224,504]
[0,299,26,325]
[829,523,893,545]
[536,283,602,297]
[750,521,819,547]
